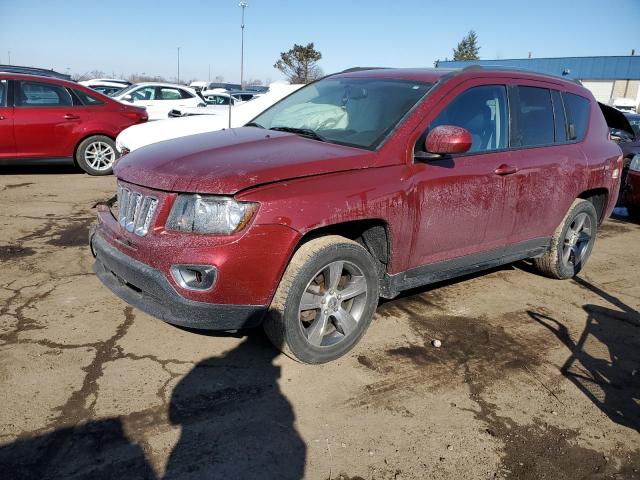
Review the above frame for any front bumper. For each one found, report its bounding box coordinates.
[91,231,266,330]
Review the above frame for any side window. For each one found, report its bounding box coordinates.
[0,80,7,107]
[179,89,194,99]
[551,90,567,143]
[18,81,73,107]
[513,86,555,147]
[72,89,104,105]
[430,85,509,153]
[563,93,590,141]
[208,95,230,105]
[159,88,183,100]
[131,86,156,101]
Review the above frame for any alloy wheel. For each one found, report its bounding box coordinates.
[85,141,116,171]
[298,260,368,347]
[561,212,593,268]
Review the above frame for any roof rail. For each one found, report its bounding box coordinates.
[339,67,389,73]
[0,65,72,81]
[454,64,584,84]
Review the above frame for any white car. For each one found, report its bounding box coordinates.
[116,83,303,153]
[609,97,637,113]
[79,78,131,96]
[112,82,204,120]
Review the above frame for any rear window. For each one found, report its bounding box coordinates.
[73,89,104,105]
[513,86,555,147]
[563,93,590,141]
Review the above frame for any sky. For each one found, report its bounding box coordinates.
[1,0,639,84]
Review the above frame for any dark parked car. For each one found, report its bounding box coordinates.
[91,67,622,363]
[600,105,640,218]
[0,73,147,175]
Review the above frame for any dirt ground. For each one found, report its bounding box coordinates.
[0,167,638,480]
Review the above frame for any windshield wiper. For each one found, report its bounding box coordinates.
[269,126,326,142]
[245,122,264,129]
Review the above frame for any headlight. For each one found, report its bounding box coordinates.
[115,139,128,155]
[166,195,257,235]
[630,154,640,172]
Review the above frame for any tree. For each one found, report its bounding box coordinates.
[274,43,323,84]
[452,30,480,61]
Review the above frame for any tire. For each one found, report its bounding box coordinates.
[264,235,380,364]
[75,135,118,176]
[533,199,598,279]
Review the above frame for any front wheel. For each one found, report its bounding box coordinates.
[264,235,380,364]
[533,199,598,279]
[75,135,118,176]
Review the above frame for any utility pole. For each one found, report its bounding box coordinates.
[177,47,181,83]
[7,51,11,65]
[239,2,248,87]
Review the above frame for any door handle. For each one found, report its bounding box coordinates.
[64,114,80,120]
[494,164,518,176]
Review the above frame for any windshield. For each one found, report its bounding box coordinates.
[113,84,137,97]
[250,77,433,149]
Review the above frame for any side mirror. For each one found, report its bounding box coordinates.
[423,125,473,156]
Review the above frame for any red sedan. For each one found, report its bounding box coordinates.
[0,73,147,175]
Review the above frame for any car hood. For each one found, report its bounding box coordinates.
[117,114,227,152]
[114,127,376,194]
[116,84,304,153]
[599,102,635,138]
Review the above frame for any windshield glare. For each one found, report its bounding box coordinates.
[251,78,433,149]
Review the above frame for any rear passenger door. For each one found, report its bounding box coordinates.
[0,79,16,158]
[501,83,584,248]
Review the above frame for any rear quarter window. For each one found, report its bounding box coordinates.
[563,93,590,141]
[73,89,104,105]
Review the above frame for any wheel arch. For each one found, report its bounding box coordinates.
[293,219,392,274]
[577,188,609,224]
[72,132,116,166]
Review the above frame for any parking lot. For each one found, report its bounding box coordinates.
[0,168,638,479]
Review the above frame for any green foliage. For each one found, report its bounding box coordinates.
[453,30,480,61]
[274,43,323,84]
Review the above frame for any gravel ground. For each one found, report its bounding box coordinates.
[0,167,638,479]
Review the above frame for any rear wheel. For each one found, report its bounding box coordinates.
[75,135,118,176]
[264,235,380,364]
[533,199,598,279]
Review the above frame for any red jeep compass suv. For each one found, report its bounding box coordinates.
[0,73,147,175]
[90,67,622,363]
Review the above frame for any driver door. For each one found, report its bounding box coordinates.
[407,82,513,270]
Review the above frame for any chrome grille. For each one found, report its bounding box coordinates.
[116,184,158,236]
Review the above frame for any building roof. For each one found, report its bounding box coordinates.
[435,56,640,80]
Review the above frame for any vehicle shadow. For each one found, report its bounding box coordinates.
[528,276,640,433]
[0,332,306,479]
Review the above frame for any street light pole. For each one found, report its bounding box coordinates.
[177,47,181,83]
[7,51,11,65]
[239,2,248,87]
